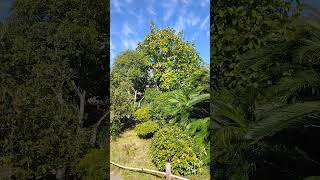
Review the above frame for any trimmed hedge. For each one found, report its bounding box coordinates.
[134,121,158,139]
[150,126,202,176]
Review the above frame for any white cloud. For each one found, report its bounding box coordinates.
[147,6,156,16]
[162,0,178,22]
[121,37,138,50]
[186,14,201,26]
[174,15,185,32]
[111,0,123,13]
[192,15,210,40]
[180,0,190,5]
[121,23,134,37]
[200,15,209,30]
[136,10,144,26]
[192,31,200,40]
[174,10,201,32]
[200,0,209,8]
[110,40,116,59]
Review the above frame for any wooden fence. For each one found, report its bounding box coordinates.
[110,161,189,180]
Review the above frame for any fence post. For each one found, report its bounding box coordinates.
[165,162,172,180]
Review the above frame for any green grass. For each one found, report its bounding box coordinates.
[110,129,210,180]
[110,129,161,180]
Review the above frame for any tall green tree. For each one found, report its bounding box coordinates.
[0,0,107,179]
[110,50,150,135]
[138,23,202,91]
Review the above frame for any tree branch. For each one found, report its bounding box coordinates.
[70,80,86,128]
[89,112,108,146]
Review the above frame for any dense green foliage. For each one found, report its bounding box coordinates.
[111,23,210,177]
[211,0,302,89]
[134,105,151,123]
[134,121,158,139]
[210,0,320,179]
[187,117,210,163]
[150,126,202,176]
[0,0,108,179]
[111,50,150,135]
[137,23,202,91]
[76,148,108,180]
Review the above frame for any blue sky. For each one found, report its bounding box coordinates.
[110,0,210,65]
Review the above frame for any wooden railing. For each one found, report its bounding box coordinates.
[110,161,189,180]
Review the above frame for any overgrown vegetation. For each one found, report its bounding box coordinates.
[110,22,210,177]
[0,0,108,179]
[76,149,108,180]
[150,126,202,176]
[211,0,320,179]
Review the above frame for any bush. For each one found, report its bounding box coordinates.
[134,121,158,138]
[76,149,108,180]
[149,90,179,121]
[134,105,151,123]
[143,88,162,104]
[150,126,202,176]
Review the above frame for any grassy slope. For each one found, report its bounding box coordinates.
[110,130,161,180]
[110,129,210,180]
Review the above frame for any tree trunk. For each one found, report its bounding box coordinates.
[134,90,137,105]
[138,96,144,107]
[70,80,86,128]
[89,112,108,146]
[79,90,86,128]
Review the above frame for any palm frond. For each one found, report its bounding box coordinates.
[265,69,320,103]
[245,101,320,142]
[187,93,209,108]
[212,98,248,128]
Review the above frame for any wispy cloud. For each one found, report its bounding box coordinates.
[121,23,134,37]
[147,6,156,16]
[111,0,123,13]
[175,11,201,32]
[180,0,190,5]
[136,10,144,26]
[174,16,185,32]
[200,15,209,30]
[111,0,210,65]
[121,37,138,50]
[110,40,116,59]
[186,14,201,26]
[193,15,210,40]
[162,0,178,22]
[200,0,209,8]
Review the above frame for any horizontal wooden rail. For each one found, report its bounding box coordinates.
[110,161,189,180]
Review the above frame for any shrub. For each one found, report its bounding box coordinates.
[143,88,162,104]
[134,105,151,123]
[150,126,202,176]
[134,121,158,138]
[149,90,179,121]
[188,118,210,164]
[76,149,108,180]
